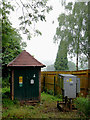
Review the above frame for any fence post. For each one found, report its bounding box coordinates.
[43,76,45,91]
[54,76,56,96]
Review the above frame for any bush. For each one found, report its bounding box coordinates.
[56,94,63,99]
[2,98,14,107]
[43,87,48,93]
[2,87,19,107]
[43,88,54,95]
[2,87,10,94]
[2,77,10,88]
[74,97,90,117]
[47,89,54,95]
[2,87,10,98]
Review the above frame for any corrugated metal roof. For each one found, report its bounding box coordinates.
[8,50,45,67]
[59,74,76,77]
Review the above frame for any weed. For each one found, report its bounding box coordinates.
[2,91,83,119]
[13,98,20,105]
[28,105,34,109]
[2,98,14,107]
[2,77,10,88]
[74,97,90,117]
[47,89,54,95]
[41,92,62,102]
[56,94,63,99]
[44,87,48,93]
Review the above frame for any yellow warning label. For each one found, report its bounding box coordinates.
[19,76,23,83]
[69,78,72,82]
[67,80,69,82]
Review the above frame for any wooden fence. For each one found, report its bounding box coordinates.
[41,70,90,97]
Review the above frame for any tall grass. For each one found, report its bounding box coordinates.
[2,87,85,119]
[41,91,62,102]
[74,97,90,118]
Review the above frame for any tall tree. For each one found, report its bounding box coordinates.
[46,64,55,71]
[68,61,76,71]
[79,56,88,70]
[2,0,26,78]
[54,40,68,71]
[88,1,90,69]
[54,2,89,70]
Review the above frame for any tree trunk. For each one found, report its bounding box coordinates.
[88,2,90,69]
[76,52,78,71]
[88,57,90,69]
[76,34,79,71]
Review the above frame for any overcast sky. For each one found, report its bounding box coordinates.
[25,0,63,66]
[10,0,76,66]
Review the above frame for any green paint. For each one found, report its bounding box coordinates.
[14,67,39,100]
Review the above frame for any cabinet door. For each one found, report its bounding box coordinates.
[25,69,39,100]
[14,68,39,100]
[14,69,26,100]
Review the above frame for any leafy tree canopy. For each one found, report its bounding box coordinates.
[54,2,89,70]
[54,40,68,71]
[1,0,26,78]
[46,64,55,71]
[68,61,76,71]
[10,0,52,39]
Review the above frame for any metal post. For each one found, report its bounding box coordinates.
[69,98,72,111]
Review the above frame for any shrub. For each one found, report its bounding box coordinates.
[28,106,35,109]
[43,88,54,95]
[2,98,14,107]
[56,94,63,99]
[44,87,48,93]
[74,97,90,117]
[2,87,10,98]
[47,89,54,95]
[2,77,10,88]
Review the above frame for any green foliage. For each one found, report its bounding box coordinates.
[43,88,54,95]
[2,90,81,119]
[2,87,19,106]
[79,56,88,70]
[28,106,35,109]
[47,89,54,95]
[2,87,10,94]
[54,40,68,71]
[2,76,10,88]
[11,0,52,39]
[43,87,48,93]
[3,98,14,107]
[46,64,55,71]
[2,87,10,99]
[68,61,76,71]
[74,97,90,117]
[56,94,63,99]
[1,0,27,79]
[41,91,62,102]
[54,2,89,70]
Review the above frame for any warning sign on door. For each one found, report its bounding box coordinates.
[19,76,23,87]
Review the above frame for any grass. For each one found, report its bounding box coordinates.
[2,88,85,119]
[74,97,90,118]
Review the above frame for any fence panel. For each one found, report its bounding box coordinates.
[41,70,90,97]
